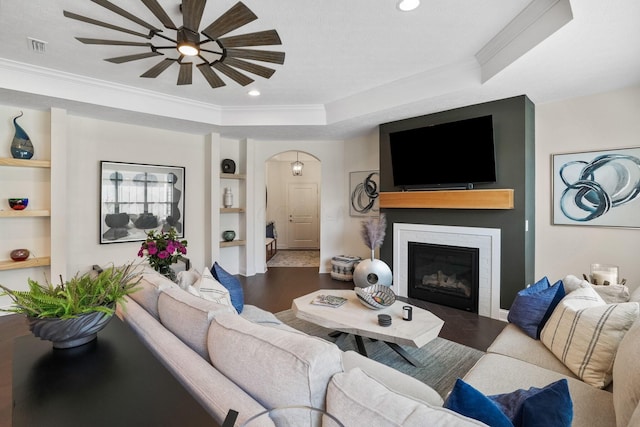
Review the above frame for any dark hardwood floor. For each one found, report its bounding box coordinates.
[0,267,506,427]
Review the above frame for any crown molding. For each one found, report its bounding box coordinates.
[476,0,573,82]
[0,58,326,127]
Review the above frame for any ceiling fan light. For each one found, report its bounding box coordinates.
[177,27,200,56]
[397,0,420,11]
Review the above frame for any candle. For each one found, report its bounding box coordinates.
[590,263,618,286]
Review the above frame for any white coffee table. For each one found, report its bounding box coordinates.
[292,289,444,366]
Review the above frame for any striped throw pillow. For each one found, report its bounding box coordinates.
[540,286,639,388]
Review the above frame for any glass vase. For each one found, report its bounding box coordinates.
[158,265,177,282]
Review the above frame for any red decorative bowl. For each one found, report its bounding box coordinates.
[10,249,30,261]
[8,198,28,210]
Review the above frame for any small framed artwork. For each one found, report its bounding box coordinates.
[552,147,640,228]
[349,170,380,217]
[100,161,186,243]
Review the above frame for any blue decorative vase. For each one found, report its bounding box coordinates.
[11,111,34,159]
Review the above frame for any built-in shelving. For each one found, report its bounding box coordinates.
[379,189,514,210]
[220,173,246,180]
[0,158,51,168]
[219,240,246,248]
[0,256,51,271]
[220,207,245,214]
[0,156,52,274]
[0,210,50,217]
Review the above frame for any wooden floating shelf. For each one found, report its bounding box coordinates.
[220,208,245,213]
[0,256,51,271]
[0,209,50,218]
[220,173,246,180]
[380,189,514,210]
[0,158,51,168]
[220,240,246,248]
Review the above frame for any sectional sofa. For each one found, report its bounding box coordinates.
[461,275,640,427]
[116,269,486,426]
[116,269,640,426]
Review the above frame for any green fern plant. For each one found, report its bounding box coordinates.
[0,263,141,319]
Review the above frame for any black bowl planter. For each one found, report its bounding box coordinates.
[27,304,115,349]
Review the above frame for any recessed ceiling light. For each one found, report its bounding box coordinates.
[397,0,420,12]
[248,89,261,97]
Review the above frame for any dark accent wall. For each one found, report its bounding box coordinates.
[379,95,535,310]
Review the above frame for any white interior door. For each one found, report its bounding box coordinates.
[287,182,319,248]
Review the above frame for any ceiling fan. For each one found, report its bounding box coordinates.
[63,0,285,89]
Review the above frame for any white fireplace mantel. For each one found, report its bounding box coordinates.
[393,223,505,320]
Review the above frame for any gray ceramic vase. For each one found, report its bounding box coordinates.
[353,258,392,288]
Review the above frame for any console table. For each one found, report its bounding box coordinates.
[12,317,218,426]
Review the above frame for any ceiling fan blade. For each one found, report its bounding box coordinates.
[218,30,282,48]
[223,57,275,79]
[141,59,176,78]
[225,48,285,65]
[63,11,151,39]
[76,38,151,47]
[182,0,207,32]
[90,0,159,31]
[212,62,254,86]
[141,0,177,30]
[197,64,226,88]
[105,51,162,64]
[177,63,193,85]
[201,2,257,40]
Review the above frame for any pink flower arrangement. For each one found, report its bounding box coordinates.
[138,227,187,271]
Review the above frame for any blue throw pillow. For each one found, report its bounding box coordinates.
[490,379,573,427]
[507,277,565,339]
[445,379,573,427]
[444,379,513,427]
[211,262,244,313]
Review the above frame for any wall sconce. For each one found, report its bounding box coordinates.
[291,152,304,176]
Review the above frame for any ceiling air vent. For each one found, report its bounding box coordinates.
[27,37,47,54]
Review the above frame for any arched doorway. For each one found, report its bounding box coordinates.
[265,151,321,266]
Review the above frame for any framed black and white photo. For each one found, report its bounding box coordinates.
[552,147,640,228]
[349,170,380,217]
[100,161,185,243]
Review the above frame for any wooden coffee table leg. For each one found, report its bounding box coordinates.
[354,335,368,357]
[385,342,422,367]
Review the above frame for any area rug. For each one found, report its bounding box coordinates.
[275,309,484,398]
[267,250,320,267]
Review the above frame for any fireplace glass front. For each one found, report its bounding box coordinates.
[408,242,479,313]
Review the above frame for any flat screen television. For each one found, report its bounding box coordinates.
[389,115,497,190]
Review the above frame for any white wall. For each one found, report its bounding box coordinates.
[535,84,640,289]
[63,115,206,276]
[342,130,381,260]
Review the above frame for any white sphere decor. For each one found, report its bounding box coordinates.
[353,258,392,288]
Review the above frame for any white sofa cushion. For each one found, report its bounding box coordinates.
[128,271,180,319]
[613,319,640,427]
[176,267,201,290]
[158,287,234,361]
[116,298,269,426]
[562,274,630,303]
[341,350,444,406]
[326,368,486,426]
[191,266,236,312]
[463,353,615,427]
[487,324,576,378]
[540,287,639,388]
[208,313,343,412]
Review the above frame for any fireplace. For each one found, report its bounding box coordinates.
[393,223,502,320]
[408,242,479,313]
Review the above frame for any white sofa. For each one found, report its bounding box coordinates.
[116,270,486,426]
[462,277,640,427]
